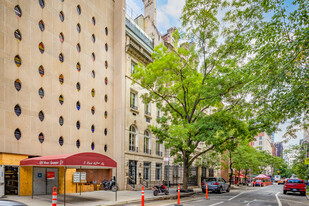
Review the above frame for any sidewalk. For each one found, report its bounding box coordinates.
[1,187,201,206]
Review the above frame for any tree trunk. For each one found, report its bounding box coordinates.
[244,170,248,186]
[229,151,233,185]
[182,157,189,190]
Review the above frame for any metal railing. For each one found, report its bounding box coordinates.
[129,145,138,152]
[145,111,151,116]
[144,149,151,155]
[130,105,138,110]
[156,151,163,156]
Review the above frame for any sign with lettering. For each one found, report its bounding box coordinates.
[73,172,86,183]
[47,171,55,180]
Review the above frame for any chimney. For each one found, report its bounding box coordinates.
[143,0,156,26]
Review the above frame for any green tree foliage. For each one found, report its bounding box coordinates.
[286,144,309,180]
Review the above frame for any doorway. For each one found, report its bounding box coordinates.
[4,166,19,195]
[33,167,59,195]
[128,160,137,184]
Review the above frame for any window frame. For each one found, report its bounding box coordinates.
[144,130,151,154]
[129,125,138,152]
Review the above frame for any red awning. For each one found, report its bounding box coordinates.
[20,152,117,168]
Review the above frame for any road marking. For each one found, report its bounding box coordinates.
[209,201,224,206]
[228,191,245,201]
[275,192,282,206]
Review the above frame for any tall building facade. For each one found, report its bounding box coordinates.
[274,142,283,157]
[252,132,272,154]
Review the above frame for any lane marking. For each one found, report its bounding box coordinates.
[209,201,224,206]
[275,192,282,206]
[228,191,245,201]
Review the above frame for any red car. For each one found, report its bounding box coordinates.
[283,179,307,196]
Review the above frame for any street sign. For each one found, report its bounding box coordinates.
[73,172,86,183]
[305,158,309,165]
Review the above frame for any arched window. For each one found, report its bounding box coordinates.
[144,130,151,154]
[129,125,138,152]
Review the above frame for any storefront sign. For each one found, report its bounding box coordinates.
[47,171,55,180]
[73,172,86,183]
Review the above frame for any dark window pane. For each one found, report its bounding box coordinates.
[38,132,44,143]
[77,5,81,15]
[39,20,45,31]
[38,42,45,54]
[92,17,95,25]
[39,0,45,9]
[14,128,21,140]
[76,101,80,110]
[76,62,81,72]
[14,29,22,41]
[39,65,44,77]
[76,121,80,129]
[14,5,22,17]
[14,105,21,116]
[91,142,95,150]
[59,136,64,146]
[14,55,22,67]
[59,74,64,84]
[38,88,44,98]
[14,79,21,91]
[38,111,44,121]
[59,11,64,22]
[59,33,64,43]
[59,53,64,62]
[59,116,64,126]
[76,82,81,91]
[76,140,80,148]
[105,27,108,36]
[59,95,64,105]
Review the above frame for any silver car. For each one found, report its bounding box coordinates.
[0,200,27,206]
[201,177,230,193]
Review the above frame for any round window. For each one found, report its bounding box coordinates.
[38,111,44,122]
[104,111,108,119]
[14,79,22,91]
[76,139,80,148]
[76,43,81,53]
[105,60,108,69]
[14,5,22,17]
[59,95,64,105]
[91,106,95,115]
[105,77,108,85]
[59,53,64,63]
[76,101,81,110]
[105,43,108,51]
[92,17,96,26]
[104,94,108,102]
[91,70,95,78]
[14,29,22,41]
[77,5,81,15]
[14,104,21,116]
[76,121,80,130]
[38,132,44,143]
[91,89,95,97]
[14,128,21,140]
[39,0,45,9]
[59,74,64,84]
[76,82,81,91]
[76,23,81,33]
[59,116,64,126]
[104,128,107,136]
[14,55,22,67]
[91,52,95,61]
[59,11,64,22]
[104,144,107,152]
[76,62,81,72]
[38,88,44,99]
[59,33,64,43]
[39,20,45,31]
[38,65,44,77]
[105,27,108,36]
[38,42,45,54]
[91,142,95,150]
[91,125,95,133]
[91,34,95,43]
[59,136,64,146]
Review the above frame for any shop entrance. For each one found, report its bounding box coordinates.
[33,167,59,195]
[4,166,19,195]
[128,160,137,184]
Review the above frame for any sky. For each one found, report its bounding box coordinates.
[125,0,303,149]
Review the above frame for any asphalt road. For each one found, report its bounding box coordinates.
[128,184,309,206]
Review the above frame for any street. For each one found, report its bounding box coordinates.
[128,185,308,206]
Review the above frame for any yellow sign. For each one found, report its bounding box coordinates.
[305,158,309,165]
[277,170,280,173]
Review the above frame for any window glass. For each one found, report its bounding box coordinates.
[76,82,81,91]
[144,130,150,154]
[59,74,64,84]
[77,5,81,15]
[14,5,22,17]
[59,136,64,146]
[92,17,95,25]
[39,0,45,9]
[14,104,21,116]
[76,101,81,110]
[129,125,137,151]
[76,140,80,148]
[14,79,21,91]
[76,62,81,72]
[105,27,108,36]
[59,116,64,126]
[91,70,95,78]
[76,121,80,130]
[14,55,22,67]
[91,106,95,115]
[131,61,136,74]
[59,11,64,22]
[76,43,81,52]
[287,179,304,183]
[38,65,45,76]
[59,53,64,63]
[143,162,151,180]
[155,163,162,180]
[91,142,95,150]
[38,88,44,98]
[91,89,95,97]
[91,34,95,43]
[38,133,44,143]
[38,42,45,54]
[14,128,21,140]
[59,95,64,105]
[130,92,137,109]
[76,23,81,33]
[38,111,44,121]
[91,125,95,133]
[39,20,45,31]
[59,33,64,43]
[14,29,22,41]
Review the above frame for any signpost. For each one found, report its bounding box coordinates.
[164,157,169,192]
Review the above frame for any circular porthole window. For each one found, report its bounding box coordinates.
[39,0,45,9]
[105,61,108,69]
[59,74,64,84]
[14,55,22,67]
[59,11,64,22]
[14,104,21,116]
[76,62,81,72]
[38,42,45,54]
[38,88,45,98]
[14,29,22,41]
[91,34,95,43]
[76,101,81,110]
[38,110,44,121]
[59,95,64,105]
[14,128,21,140]
[77,5,81,15]
[105,43,108,51]
[38,132,44,143]
[91,142,95,150]
[59,116,64,126]
[104,128,107,136]
[38,88,44,99]
[76,121,80,130]
[14,5,22,17]
[104,94,108,102]
[76,43,81,53]
[59,53,64,63]
[104,111,108,119]
[76,82,81,91]
[105,77,108,85]
[105,27,108,36]
[59,136,64,146]
[76,139,80,148]
[92,17,95,26]
[104,144,107,152]
[59,33,64,43]
[91,125,95,133]
[39,65,44,77]
[91,52,95,61]
[91,89,95,97]
[39,20,45,31]
[14,79,22,91]
[91,70,95,79]
[76,23,81,33]
[91,106,95,115]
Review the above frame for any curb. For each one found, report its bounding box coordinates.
[100,191,201,206]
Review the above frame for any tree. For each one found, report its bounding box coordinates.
[286,144,309,180]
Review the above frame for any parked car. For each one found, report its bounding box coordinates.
[201,177,230,194]
[253,180,264,187]
[0,200,27,206]
[283,179,307,196]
